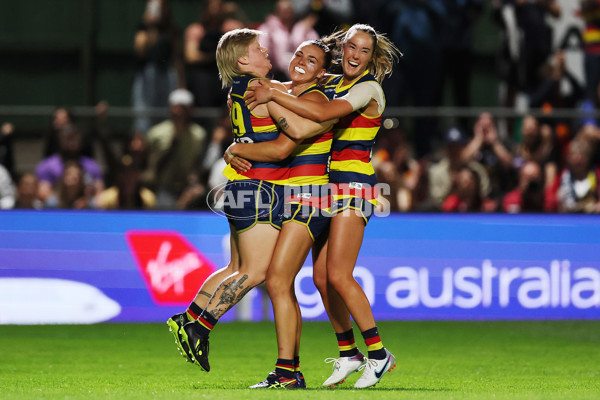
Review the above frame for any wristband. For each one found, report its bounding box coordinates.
[225,148,234,159]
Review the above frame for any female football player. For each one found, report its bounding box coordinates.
[244,23,401,388]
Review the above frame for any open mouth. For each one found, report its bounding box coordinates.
[348,61,359,68]
[294,66,306,74]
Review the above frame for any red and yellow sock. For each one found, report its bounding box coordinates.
[186,302,203,322]
[336,329,359,358]
[275,358,296,379]
[361,327,386,360]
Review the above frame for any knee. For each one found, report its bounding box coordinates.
[265,273,289,299]
[327,268,351,291]
[313,268,328,294]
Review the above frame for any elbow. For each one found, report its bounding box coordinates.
[272,148,292,161]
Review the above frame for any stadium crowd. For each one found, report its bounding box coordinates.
[0,0,599,213]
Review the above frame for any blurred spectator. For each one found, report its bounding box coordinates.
[45,161,96,209]
[580,0,600,105]
[14,172,43,210]
[557,139,600,213]
[574,122,600,166]
[492,0,561,137]
[185,0,246,114]
[0,122,15,179]
[438,0,484,131]
[512,115,558,189]
[461,112,515,199]
[43,107,94,159]
[373,128,422,212]
[141,88,207,210]
[97,162,156,210]
[385,0,445,159]
[258,0,319,81]
[133,0,183,135]
[35,124,104,203]
[515,0,561,94]
[428,127,491,211]
[530,50,585,160]
[292,0,354,36]
[0,163,15,209]
[503,160,557,213]
[441,165,496,212]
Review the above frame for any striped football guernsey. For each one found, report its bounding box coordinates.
[287,84,333,185]
[223,75,291,184]
[323,70,382,187]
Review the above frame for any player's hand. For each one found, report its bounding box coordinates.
[230,156,252,173]
[244,81,273,110]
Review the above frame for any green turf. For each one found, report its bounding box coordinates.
[1,320,599,399]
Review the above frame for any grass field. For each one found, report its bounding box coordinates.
[1,320,599,399]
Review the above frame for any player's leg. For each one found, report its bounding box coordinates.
[312,230,365,387]
[326,209,395,388]
[263,222,312,387]
[166,225,240,363]
[182,223,279,371]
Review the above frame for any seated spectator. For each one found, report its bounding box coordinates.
[35,124,104,203]
[0,163,15,209]
[557,139,600,213]
[43,107,94,159]
[45,161,96,209]
[428,127,491,211]
[461,112,515,200]
[442,165,496,212]
[373,127,422,212]
[14,172,43,209]
[97,162,156,210]
[502,160,557,213]
[513,115,558,189]
[141,88,207,210]
[1,122,15,178]
[574,122,600,167]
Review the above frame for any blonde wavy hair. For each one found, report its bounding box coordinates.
[323,24,402,83]
[216,28,262,88]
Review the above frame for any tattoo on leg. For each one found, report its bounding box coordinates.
[207,274,251,319]
[198,290,212,299]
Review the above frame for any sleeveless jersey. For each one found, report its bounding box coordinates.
[323,70,382,186]
[287,84,333,185]
[223,75,290,184]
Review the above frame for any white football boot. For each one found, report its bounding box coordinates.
[322,352,366,387]
[354,349,396,388]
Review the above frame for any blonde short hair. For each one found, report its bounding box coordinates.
[216,28,262,88]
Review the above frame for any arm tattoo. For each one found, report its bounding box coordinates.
[278,117,289,132]
[207,274,251,319]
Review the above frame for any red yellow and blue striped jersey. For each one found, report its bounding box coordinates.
[287,84,333,185]
[582,1,600,54]
[323,70,383,186]
[223,75,290,183]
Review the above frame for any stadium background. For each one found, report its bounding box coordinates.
[0,0,598,325]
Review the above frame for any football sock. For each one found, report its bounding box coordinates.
[361,327,386,360]
[186,303,203,322]
[194,312,218,339]
[294,356,300,372]
[336,328,359,358]
[275,358,296,379]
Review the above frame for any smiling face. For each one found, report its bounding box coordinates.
[241,38,271,78]
[288,43,326,85]
[341,30,374,81]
